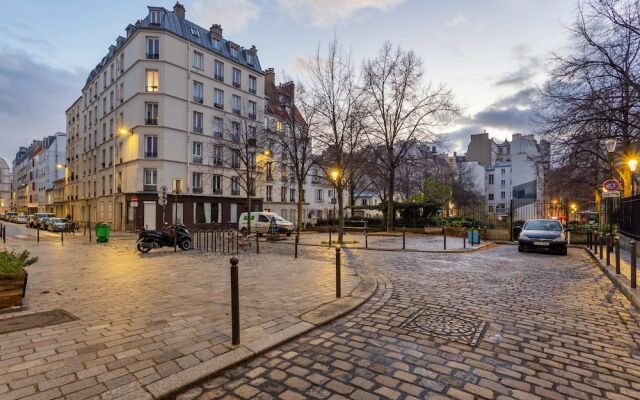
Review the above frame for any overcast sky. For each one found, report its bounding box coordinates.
[0,0,577,164]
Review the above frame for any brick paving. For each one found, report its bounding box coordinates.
[0,223,360,400]
[179,245,640,399]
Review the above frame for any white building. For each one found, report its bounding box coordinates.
[65,2,266,231]
[462,131,547,217]
[0,158,11,212]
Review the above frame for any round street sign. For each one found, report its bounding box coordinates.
[131,195,139,208]
[331,197,337,205]
[602,179,620,192]
[158,197,167,206]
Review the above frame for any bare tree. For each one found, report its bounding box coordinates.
[302,39,367,242]
[362,42,458,232]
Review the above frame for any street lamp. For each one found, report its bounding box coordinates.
[605,137,618,233]
[329,168,341,225]
[629,158,638,195]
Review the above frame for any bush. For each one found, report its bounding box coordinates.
[0,250,38,274]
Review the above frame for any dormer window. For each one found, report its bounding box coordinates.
[247,52,254,66]
[231,47,238,58]
[212,38,221,51]
[150,10,161,25]
[190,27,200,38]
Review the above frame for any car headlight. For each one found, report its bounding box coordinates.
[553,236,566,242]
[519,234,529,240]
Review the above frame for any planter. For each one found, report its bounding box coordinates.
[0,271,28,309]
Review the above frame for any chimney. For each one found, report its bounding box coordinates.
[264,68,275,91]
[210,24,223,37]
[250,45,257,53]
[173,2,186,19]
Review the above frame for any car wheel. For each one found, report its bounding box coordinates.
[561,248,567,256]
[286,232,292,237]
[518,246,523,253]
[240,227,247,236]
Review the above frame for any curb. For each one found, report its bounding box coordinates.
[270,240,495,253]
[583,247,640,311]
[146,272,379,399]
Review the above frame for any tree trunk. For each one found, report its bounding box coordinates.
[338,185,345,243]
[297,180,304,233]
[386,170,395,233]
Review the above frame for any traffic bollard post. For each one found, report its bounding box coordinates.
[335,247,341,298]
[631,241,637,289]
[615,236,620,274]
[599,234,604,260]
[256,232,260,254]
[443,227,447,250]
[463,229,466,249]
[37,227,40,243]
[606,234,611,266]
[403,227,406,250]
[329,230,332,248]
[294,233,298,259]
[61,231,64,244]
[230,257,240,346]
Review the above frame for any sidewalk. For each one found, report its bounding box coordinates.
[0,235,373,399]
[586,242,640,310]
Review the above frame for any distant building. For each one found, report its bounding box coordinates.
[461,131,548,216]
[0,158,12,212]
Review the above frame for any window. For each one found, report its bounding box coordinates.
[109,118,114,138]
[146,70,159,92]
[290,188,295,202]
[232,95,241,114]
[248,100,256,119]
[192,142,202,163]
[280,186,287,202]
[110,64,114,82]
[214,88,224,109]
[192,50,204,69]
[102,97,107,116]
[488,174,494,184]
[248,178,255,196]
[266,161,273,180]
[150,10,161,24]
[194,202,213,223]
[213,117,223,137]
[247,52,254,66]
[119,83,124,103]
[146,37,159,59]
[276,120,284,132]
[231,46,238,58]
[144,136,158,158]
[102,123,106,141]
[145,102,158,125]
[249,75,257,94]
[214,60,224,81]
[192,172,202,192]
[110,91,114,110]
[213,145,223,166]
[501,191,506,199]
[232,68,241,87]
[103,72,107,89]
[231,122,240,141]
[143,168,157,191]
[501,168,505,174]
[231,177,240,195]
[192,81,203,103]
[500,179,505,187]
[212,175,222,194]
[266,185,273,201]
[190,26,200,37]
[212,38,221,51]
[231,149,240,168]
[119,54,124,72]
[488,193,494,200]
[193,111,203,133]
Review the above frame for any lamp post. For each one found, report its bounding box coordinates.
[605,137,618,233]
[330,168,340,227]
[629,158,638,196]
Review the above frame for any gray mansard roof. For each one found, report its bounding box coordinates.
[85,5,263,87]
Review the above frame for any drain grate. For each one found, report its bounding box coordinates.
[402,310,487,346]
[0,309,77,335]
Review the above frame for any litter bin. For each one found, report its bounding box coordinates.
[95,223,110,243]
[468,229,479,245]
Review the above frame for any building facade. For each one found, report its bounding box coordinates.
[11,133,67,214]
[0,158,11,212]
[65,2,265,231]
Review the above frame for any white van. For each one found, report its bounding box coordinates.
[238,212,294,236]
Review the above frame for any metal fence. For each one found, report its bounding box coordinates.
[618,194,640,240]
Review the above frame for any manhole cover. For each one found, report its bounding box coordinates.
[0,309,77,335]
[402,311,487,346]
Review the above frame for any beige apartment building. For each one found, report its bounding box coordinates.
[65,2,265,231]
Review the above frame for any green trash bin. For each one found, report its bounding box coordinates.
[95,223,110,243]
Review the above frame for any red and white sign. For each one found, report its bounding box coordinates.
[131,195,138,208]
[602,179,620,192]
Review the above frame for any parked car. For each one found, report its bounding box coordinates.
[238,212,294,236]
[26,215,36,227]
[517,219,567,255]
[32,213,55,228]
[16,214,29,224]
[39,217,53,230]
[4,212,17,222]
[46,218,69,232]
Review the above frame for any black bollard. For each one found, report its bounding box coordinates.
[174,227,177,253]
[365,229,368,249]
[402,228,406,250]
[631,241,637,289]
[294,233,299,259]
[335,247,341,298]
[329,230,332,248]
[236,231,239,254]
[594,232,598,255]
[37,227,40,243]
[599,234,604,260]
[615,236,621,275]
[606,234,611,266]
[2,225,5,243]
[443,227,447,250]
[230,257,240,346]
[61,231,64,244]
[89,223,92,243]
[588,229,592,250]
[256,232,260,254]
[463,229,466,249]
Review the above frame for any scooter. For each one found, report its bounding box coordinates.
[136,223,192,253]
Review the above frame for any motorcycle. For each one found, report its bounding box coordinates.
[136,223,192,253]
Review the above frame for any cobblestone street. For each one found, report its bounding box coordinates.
[178,245,640,400]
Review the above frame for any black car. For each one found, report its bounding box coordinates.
[517,219,567,255]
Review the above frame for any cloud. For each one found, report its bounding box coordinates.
[190,0,260,34]
[494,44,542,87]
[0,50,85,163]
[445,14,469,27]
[277,0,405,26]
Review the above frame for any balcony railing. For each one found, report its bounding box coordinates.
[212,188,223,195]
[249,87,256,94]
[146,53,159,59]
[145,152,158,158]
[193,97,203,104]
[146,86,158,92]
[193,155,203,164]
[248,113,256,120]
[214,103,224,110]
[145,118,158,125]
[232,108,241,115]
[212,159,222,167]
[248,138,257,146]
[233,81,241,88]
[193,126,203,134]
[143,184,157,192]
[231,189,240,196]
[193,187,203,194]
[215,74,223,81]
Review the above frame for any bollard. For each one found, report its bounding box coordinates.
[174,228,177,253]
[365,230,368,249]
[335,247,341,298]
[588,229,592,250]
[294,233,298,259]
[443,227,447,250]
[61,231,63,244]
[631,241,637,289]
[2,225,5,243]
[615,236,621,275]
[599,234,604,260]
[329,230,332,248]
[236,231,239,255]
[594,232,598,254]
[214,231,217,252]
[402,228,406,250]
[84,223,86,236]
[89,223,92,242]
[606,234,611,266]
[256,232,260,254]
[230,257,240,346]
[463,229,466,249]
[37,227,40,243]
